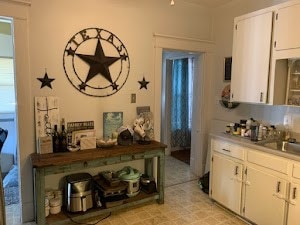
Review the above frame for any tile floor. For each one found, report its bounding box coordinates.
[6,156,249,225]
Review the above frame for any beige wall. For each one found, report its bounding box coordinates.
[3,0,300,222]
[24,0,215,222]
[28,0,214,137]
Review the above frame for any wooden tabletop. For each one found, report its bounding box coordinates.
[31,140,167,168]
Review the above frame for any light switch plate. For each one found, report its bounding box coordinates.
[131,93,136,103]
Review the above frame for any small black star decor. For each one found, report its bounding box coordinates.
[37,71,55,89]
[138,77,150,90]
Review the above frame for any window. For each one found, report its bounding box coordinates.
[0,57,15,113]
[0,18,15,113]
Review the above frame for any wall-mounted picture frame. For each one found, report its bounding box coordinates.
[103,112,123,139]
[224,57,232,81]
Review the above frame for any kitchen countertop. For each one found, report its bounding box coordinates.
[210,132,300,162]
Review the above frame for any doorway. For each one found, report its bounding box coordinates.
[0,17,21,224]
[153,34,215,177]
[162,50,196,165]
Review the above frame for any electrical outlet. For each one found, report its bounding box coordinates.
[131,93,136,103]
[283,114,292,126]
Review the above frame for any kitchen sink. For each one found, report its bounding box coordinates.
[256,139,300,155]
[284,142,300,153]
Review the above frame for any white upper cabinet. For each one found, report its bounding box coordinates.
[274,3,300,51]
[231,11,273,104]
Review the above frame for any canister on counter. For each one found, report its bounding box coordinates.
[262,126,267,140]
[241,125,246,137]
[226,125,231,133]
[233,123,241,135]
[229,123,235,134]
[250,124,258,141]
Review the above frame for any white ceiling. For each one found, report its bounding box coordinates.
[181,0,233,7]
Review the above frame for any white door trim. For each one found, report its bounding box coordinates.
[0,1,34,223]
[153,33,215,176]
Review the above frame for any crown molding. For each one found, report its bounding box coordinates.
[0,0,31,6]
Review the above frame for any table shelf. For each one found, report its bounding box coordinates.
[31,141,166,225]
[46,191,159,225]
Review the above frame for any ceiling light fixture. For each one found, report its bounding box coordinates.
[170,0,175,6]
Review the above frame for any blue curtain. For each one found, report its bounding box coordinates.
[170,58,191,148]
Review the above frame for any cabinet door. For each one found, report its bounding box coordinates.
[275,3,300,51]
[231,11,273,103]
[287,182,300,225]
[244,166,287,225]
[211,153,243,214]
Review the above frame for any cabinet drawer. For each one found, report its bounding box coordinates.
[292,163,300,179]
[247,150,289,174]
[212,139,244,160]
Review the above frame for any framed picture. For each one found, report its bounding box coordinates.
[103,112,123,139]
[224,57,232,81]
[72,129,96,146]
[67,121,94,133]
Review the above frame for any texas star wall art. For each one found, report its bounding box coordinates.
[63,28,130,97]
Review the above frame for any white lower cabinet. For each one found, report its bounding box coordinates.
[211,153,243,214]
[286,182,300,225]
[286,163,300,225]
[210,137,300,225]
[243,166,287,225]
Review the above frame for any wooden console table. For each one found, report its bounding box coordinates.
[31,141,166,225]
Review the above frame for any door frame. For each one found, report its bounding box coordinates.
[153,33,215,176]
[0,1,34,222]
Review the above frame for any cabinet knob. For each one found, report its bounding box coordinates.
[292,187,297,200]
[260,92,264,102]
[235,166,239,175]
[276,181,281,193]
[222,148,231,152]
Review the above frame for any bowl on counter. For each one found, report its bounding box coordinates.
[96,139,117,148]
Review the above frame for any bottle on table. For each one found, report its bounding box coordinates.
[52,125,60,153]
[60,118,68,152]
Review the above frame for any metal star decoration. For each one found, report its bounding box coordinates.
[76,39,124,89]
[138,77,150,90]
[63,28,130,97]
[37,72,55,89]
